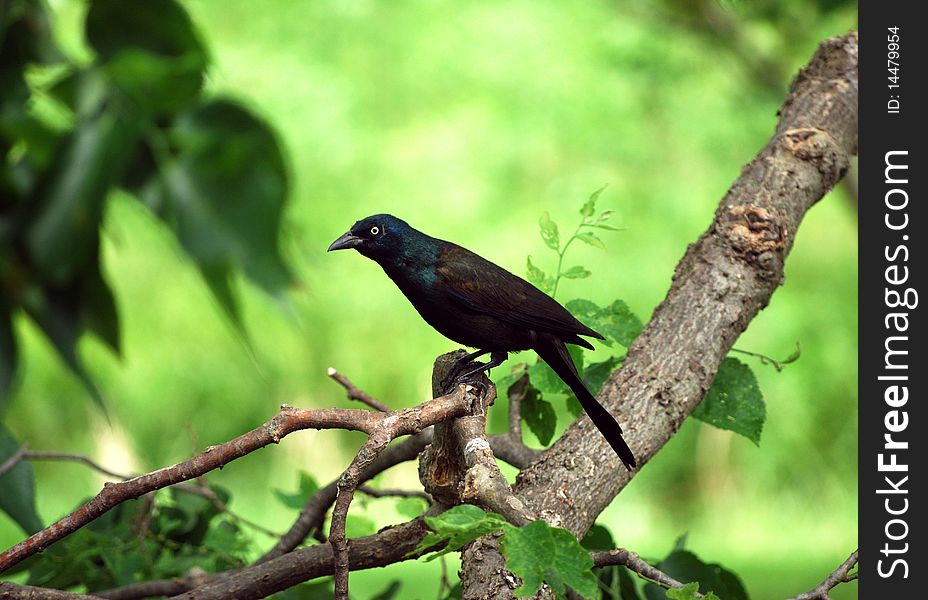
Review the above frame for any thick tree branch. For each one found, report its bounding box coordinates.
[462,31,858,596]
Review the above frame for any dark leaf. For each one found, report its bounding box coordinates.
[583,356,621,395]
[693,358,766,445]
[0,303,19,409]
[0,424,43,534]
[520,384,556,446]
[81,261,121,355]
[163,99,292,296]
[643,549,748,600]
[86,0,206,114]
[581,523,615,552]
[25,108,138,284]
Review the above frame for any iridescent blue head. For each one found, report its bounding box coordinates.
[328,214,425,264]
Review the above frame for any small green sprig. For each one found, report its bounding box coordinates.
[527,186,622,299]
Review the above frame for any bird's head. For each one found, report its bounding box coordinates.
[327,214,416,262]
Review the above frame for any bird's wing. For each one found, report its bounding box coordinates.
[435,243,604,343]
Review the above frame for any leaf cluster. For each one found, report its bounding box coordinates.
[1,0,292,536]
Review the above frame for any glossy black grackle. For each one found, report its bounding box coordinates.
[328,214,636,470]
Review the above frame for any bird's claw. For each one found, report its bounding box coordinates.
[439,360,487,396]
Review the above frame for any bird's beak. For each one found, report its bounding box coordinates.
[327,231,363,252]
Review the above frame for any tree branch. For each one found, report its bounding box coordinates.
[0,390,471,573]
[786,549,858,600]
[461,31,858,597]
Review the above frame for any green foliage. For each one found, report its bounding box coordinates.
[503,520,600,599]
[665,583,719,600]
[0,0,292,414]
[693,358,766,445]
[22,485,251,592]
[413,504,509,561]
[512,195,771,450]
[417,505,600,600]
[520,381,557,446]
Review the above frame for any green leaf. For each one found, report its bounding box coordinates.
[274,471,319,510]
[565,298,601,327]
[693,358,766,445]
[665,583,702,600]
[163,99,292,296]
[86,0,206,115]
[520,384,556,446]
[0,425,43,534]
[566,299,642,349]
[575,232,605,250]
[590,223,622,231]
[501,520,600,600]
[582,356,621,396]
[598,300,643,348]
[580,523,615,552]
[561,265,591,280]
[80,260,121,355]
[580,186,607,218]
[413,504,509,560]
[526,256,555,295]
[25,108,138,284]
[539,211,560,251]
[0,303,19,409]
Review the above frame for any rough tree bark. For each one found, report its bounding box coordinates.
[457,31,858,599]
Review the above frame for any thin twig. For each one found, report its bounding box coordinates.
[786,549,858,600]
[328,367,391,412]
[0,442,29,477]
[592,548,694,593]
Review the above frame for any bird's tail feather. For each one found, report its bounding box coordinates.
[535,338,637,470]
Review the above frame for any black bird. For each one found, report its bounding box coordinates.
[328,214,636,470]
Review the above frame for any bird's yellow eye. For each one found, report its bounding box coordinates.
[370,226,380,236]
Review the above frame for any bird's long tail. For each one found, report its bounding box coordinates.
[535,338,637,470]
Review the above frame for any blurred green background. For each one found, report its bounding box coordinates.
[2,0,857,598]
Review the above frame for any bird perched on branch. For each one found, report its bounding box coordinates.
[328,214,636,470]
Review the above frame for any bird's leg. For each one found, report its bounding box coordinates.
[441,350,507,395]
